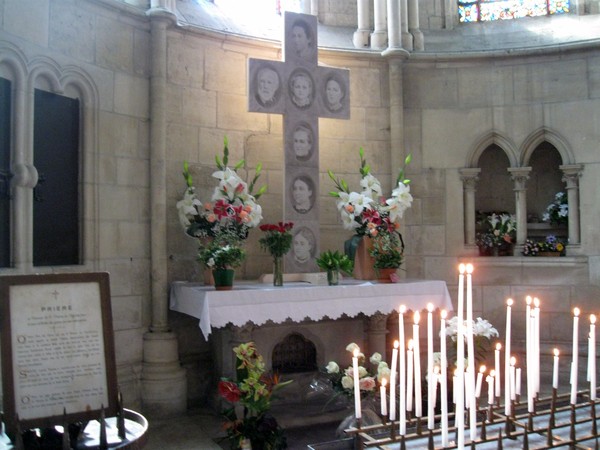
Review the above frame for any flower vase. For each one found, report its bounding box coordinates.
[327,269,340,286]
[273,256,284,287]
[345,235,376,280]
[213,268,235,290]
[491,246,500,257]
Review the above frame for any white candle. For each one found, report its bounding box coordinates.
[590,314,596,401]
[504,298,513,416]
[390,341,398,421]
[380,378,388,416]
[475,365,486,398]
[487,371,495,406]
[515,367,521,397]
[509,357,516,401]
[427,303,434,428]
[525,296,532,411]
[413,311,422,417]
[440,310,449,447]
[429,366,439,430]
[456,264,466,449]
[407,339,414,414]
[353,348,362,419]
[533,297,541,396]
[399,305,407,435]
[552,348,560,389]
[465,264,478,441]
[495,342,502,399]
[571,307,580,405]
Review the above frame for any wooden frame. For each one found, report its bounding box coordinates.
[1,272,117,435]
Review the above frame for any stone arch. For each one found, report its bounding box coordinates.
[466,130,519,168]
[0,41,28,82]
[263,325,328,370]
[520,127,574,166]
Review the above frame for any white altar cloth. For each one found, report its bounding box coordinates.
[169,279,453,340]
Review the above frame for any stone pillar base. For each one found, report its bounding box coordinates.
[370,30,388,50]
[353,29,370,48]
[411,29,424,51]
[141,331,187,418]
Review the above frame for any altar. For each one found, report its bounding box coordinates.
[169,279,453,382]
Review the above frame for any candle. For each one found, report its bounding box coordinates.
[525,296,532,411]
[440,310,449,447]
[353,348,362,419]
[407,339,414,414]
[413,311,422,417]
[475,365,486,398]
[456,264,466,449]
[504,298,513,416]
[509,357,516,401]
[465,264,478,441]
[552,348,560,389]
[516,367,521,397]
[429,366,439,430]
[571,307,580,405]
[427,303,434,428]
[533,297,541,396]
[380,378,388,416]
[390,341,398,421]
[399,305,407,435]
[487,371,495,406]
[495,342,502,399]
[590,314,596,401]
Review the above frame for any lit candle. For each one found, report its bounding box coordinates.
[495,342,502,400]
[525,296,532,411]
[552,348,560,390]
[380,378,388,416]
[515,367,521,397]
[389,341,398,421]
[475,365,486,398]
[353,348,362,419]
[440,310,449,447]
[456,264,466,449]
[571,307,580,405]
[427,303,434,428]
[487,370,495,406]
[533,297,541,396]
[429,366,440,431]
[590,314,596,401]
[504,298,513,416]
[406,339,414,414]
[399,305,407,435]
[510,357,516,401]
[465,264,478,441]
[413,311,422,417]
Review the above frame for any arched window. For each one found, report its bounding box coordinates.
[458,0,569,22]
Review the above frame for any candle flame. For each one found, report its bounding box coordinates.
[441,309,448,319]
[496,342,502,351]
[394,340,399,349]
[408,339,414,350]
[427,303,434,312]
[510,356,516,366]
[479,365,486,373]
[490,369,496,377]
[554,348,560,357]
[399,304,406,314]
[414,311,420,324]
[506,298,513,307]
[574,307,580,317]
[466,263,474,274]
[591,314,597,324]
[526,296,532,305]
[459,263,466,274]
[534,297,540,308]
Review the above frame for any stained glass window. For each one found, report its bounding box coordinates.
[458,1,569,22]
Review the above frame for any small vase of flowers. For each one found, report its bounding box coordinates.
[316,250,353,285]
[258,222,294,286]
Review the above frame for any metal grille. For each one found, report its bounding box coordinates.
[272,332,317,373]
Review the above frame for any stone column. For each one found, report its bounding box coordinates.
[508,167,531,246]
[310,0,318,15]
[368,313,390,360]
[371,0,388,49]
[459,168,481,246]
[560,164,584,245]
[386,0,401,49]
[400,0,413,51]
[407,0,424,50]
[353,0,370,48]
[141,8,187,418]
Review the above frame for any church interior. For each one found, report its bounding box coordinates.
[2,0,600,448]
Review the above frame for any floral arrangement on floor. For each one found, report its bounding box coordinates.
[327,148,413,269]
[443,316,499,368]
[522,235,566,256]
[176,137,267,269]
[542,191,568,226]
[323,342,390,403]
[218,342,291,450]
[259,222,294,257]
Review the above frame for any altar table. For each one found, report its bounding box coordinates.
[169,279,453,340]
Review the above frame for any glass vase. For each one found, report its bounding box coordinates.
[327,269,340,286]
[273,256,284,287]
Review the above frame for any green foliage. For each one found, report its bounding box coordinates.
[316,250,353,274]
[370,232,404,269]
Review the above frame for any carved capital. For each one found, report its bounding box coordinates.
[459,168,481,191]
[508,167,532,191]
[368,312,389,332]
[560,164,584,189]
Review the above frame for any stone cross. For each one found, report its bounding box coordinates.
[248,11,350,272]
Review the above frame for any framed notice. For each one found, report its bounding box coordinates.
[0,272,117,435]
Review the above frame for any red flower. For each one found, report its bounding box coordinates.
[218,380,241,403]
[213,199,232,220]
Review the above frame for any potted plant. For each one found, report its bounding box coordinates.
[542,191,568,226]
[198,234,246,290]
[369,231,404,282]
[316,250,353,285]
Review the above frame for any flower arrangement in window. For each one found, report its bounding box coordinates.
[176,137,267,268]
[522,235,566,256]
[542,191,568,226]
[327,148,413,269]
[218,342,291,450]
